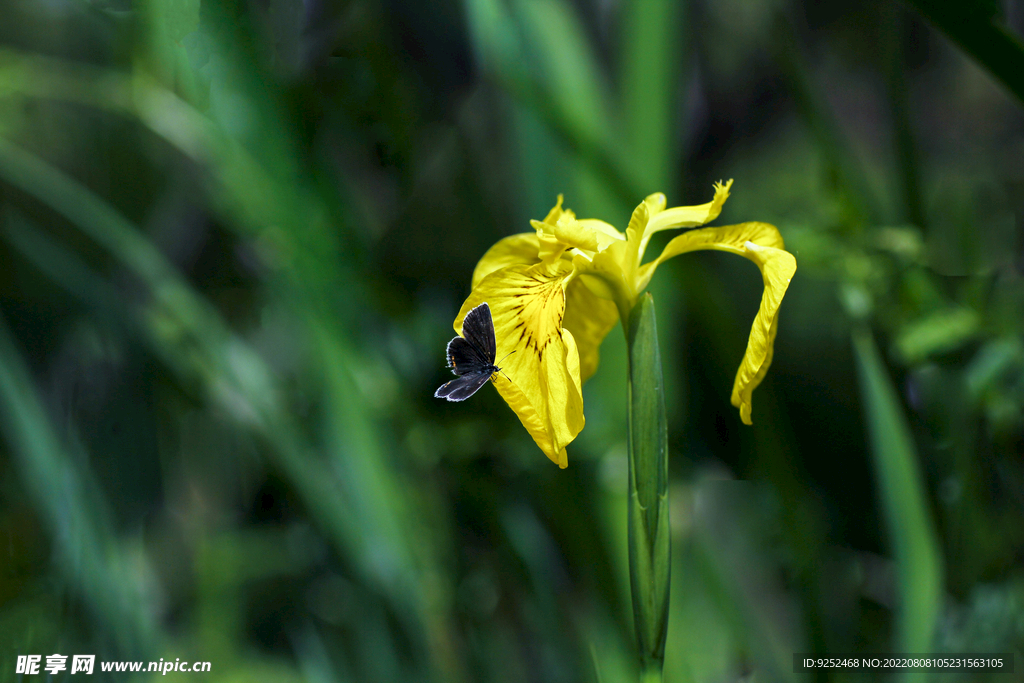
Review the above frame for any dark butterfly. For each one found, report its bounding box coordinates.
[435,302,505,401]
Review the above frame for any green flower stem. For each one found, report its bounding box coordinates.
[624,293,670,682]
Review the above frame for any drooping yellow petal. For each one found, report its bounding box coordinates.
[639,180,733,257]
[561,278,620,382]
[636,221,786,292]
[456,262,584,466]
[491,374,568,468]
[637,221,796,424]
[471,232,541,288]
[732,299,780,423]
[729,241,794,423]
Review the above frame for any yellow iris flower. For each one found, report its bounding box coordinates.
[454,181,796,467]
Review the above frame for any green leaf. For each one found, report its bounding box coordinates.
[515,0,614,149]
[619,0,683,192]
[0,316,159,658]
[0,137,435,669]
[773,14,882,224]
[165,0,202,43]
[462,0,640,205]
[852,327,943,656]
[905,0,1024,104]
[894,307,980,363]
[463,0,525,78]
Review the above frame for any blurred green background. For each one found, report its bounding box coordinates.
[1,0,1023,681]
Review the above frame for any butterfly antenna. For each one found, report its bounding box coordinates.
[493,350,517,383]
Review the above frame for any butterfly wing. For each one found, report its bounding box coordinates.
[434,371,492,401]
[446,337,491,375]
[461,303,496,364]
[435,302,498,402]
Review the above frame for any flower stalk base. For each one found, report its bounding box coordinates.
[625,293,670,682]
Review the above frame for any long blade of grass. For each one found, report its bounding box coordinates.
[0,137,429,660]
[462,0,641,204]
[881,3,927,228]
[146,5,464,670]
[619,0,683,193]
[514,0,613,148]
[5,36,462,676]
[0,315,159,658]
[772,12,882,226]
[904,0,1024,105]
[851,326,943,660]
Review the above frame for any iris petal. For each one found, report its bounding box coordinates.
[638,221,796,424]
[457,262,584,466]
[472,233,542,288]
[639,180,733,256]
[562,278,619,382]
[492,375,568,468]
[729,241,795,424]
[577,218,625,247]
[636,221,786,291]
